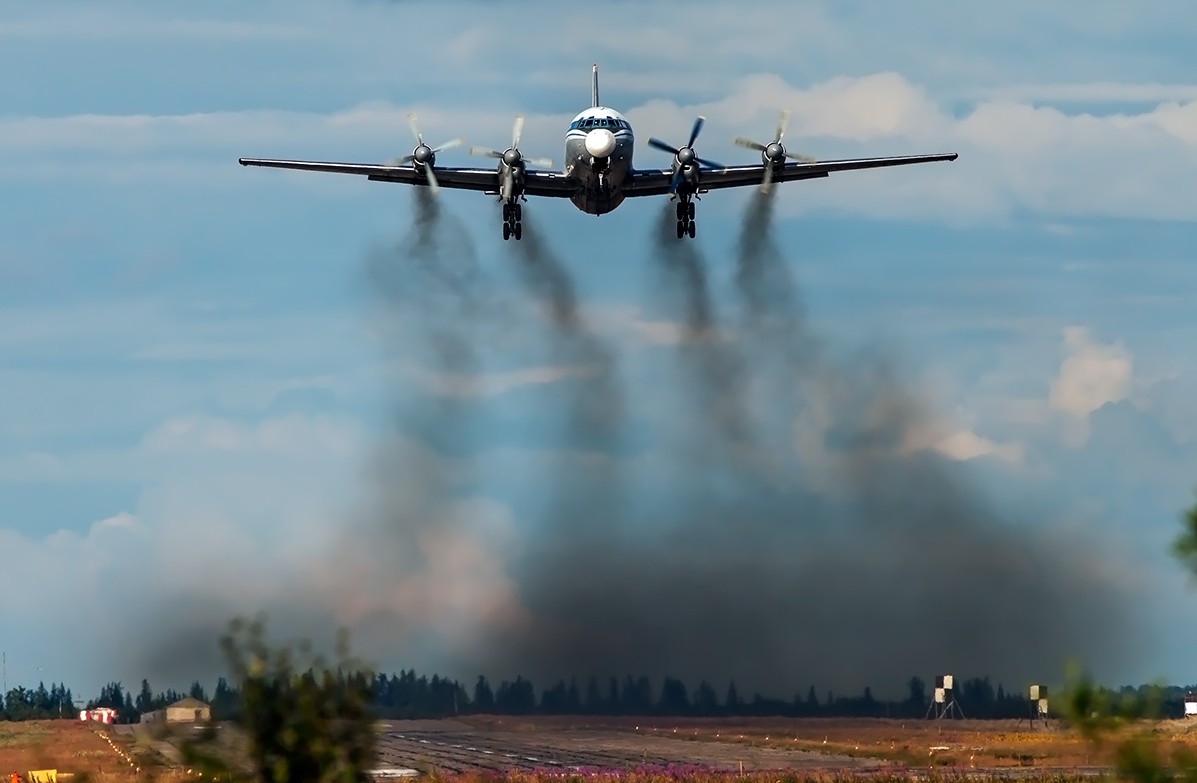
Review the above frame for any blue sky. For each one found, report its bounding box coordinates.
[3,0,1197,701]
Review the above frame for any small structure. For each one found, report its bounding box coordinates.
[925,674,964,719]
[140,697,210,724]
[1184,693,1197,718]
[1019,684,1050,727]
[78,707,117,724]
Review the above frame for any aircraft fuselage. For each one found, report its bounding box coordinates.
[563,107,635,215]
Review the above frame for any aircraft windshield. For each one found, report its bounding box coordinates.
[570,117,629,131]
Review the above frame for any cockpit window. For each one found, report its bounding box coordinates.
[570,117,628,131]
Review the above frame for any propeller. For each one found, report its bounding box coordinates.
[469,115,554,202]
[648,116,725,194]
[388,112,464,194]
[733,110,817,193]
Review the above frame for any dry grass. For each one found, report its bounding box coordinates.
[16,714,1197,781]
[0,720,174,780]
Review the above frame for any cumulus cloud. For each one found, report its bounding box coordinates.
[1050,326,1134,416]
[5,68,1197,224]
[402,364,599,400]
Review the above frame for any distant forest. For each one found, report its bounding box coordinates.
[2,671,1193,724]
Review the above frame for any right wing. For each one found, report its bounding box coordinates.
[237,158,578,198]
[624,153,959,197]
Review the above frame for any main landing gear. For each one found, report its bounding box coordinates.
[502,201,523,241]
[674,196,696,239]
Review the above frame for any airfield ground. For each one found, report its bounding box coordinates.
[8,715,1197,780]
[0,719,161,781]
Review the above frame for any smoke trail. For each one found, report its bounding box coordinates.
[508,214,623,448]
[649,202,753,450]
[462,190,1139,699]
[128,189,509,689]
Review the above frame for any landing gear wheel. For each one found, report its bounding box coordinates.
[503,203,512,222]
[514,223,522,241]
[676,202,686,221]
[513,203,522,221]
[676,220,685,239]
[503,222,511,241]
[687,201,695,220]
[687,220,696,239]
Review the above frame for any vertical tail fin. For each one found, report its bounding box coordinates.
[591,64,600,108]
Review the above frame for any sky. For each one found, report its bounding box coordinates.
[3,0,1197,703]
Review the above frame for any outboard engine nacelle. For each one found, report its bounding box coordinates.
[393,112,464,194]
[761,142,787,169]
[734,110,817,193]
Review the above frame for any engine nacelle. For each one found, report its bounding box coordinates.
[585,128,616,158]
[761,141,785,168]
[412,143,435,170]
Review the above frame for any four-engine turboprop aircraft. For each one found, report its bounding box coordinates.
[238,65,958,241]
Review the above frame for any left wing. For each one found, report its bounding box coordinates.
[624,153,959,197]
[237,158,578,198]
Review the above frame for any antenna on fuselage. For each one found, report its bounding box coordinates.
[591,64,599,108]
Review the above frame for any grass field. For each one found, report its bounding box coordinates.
[1,720,145,780]
[7,715,1197,781]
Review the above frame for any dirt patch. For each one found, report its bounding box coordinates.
[141,714,1197,777]
[0,720,172,779]
[453,715,1175,772]
[374,721,874,775]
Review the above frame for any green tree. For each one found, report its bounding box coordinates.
[472,675,495,713]
[1063,493,1197,782]
[136,679,153,714]
[179,615,377,783]
[1173,493,1197,576]
[906,676,926,710]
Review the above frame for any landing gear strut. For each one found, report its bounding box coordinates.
[674,196,696,239]
[502,201,523,241]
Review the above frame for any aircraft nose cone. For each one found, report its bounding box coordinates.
[585,128,616,158]
[503,148,521,166]
[414,145,432,164]
[765,142,784,160]
[678,147,695,164]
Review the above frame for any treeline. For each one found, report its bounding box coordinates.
[6,672,1196,724]
[2,682,76,720]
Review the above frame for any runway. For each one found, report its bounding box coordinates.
[373,720,877,774]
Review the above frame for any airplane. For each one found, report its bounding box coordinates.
[238,65,958,241]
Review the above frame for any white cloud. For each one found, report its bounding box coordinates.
[1049,326,1133,419]
[907,426,1024,464]
[6,71,1197,223]
[402,364,598,399]
[140,413,363,459]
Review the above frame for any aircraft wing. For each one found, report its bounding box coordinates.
[624,153,959,197]
[237,158,577,197]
